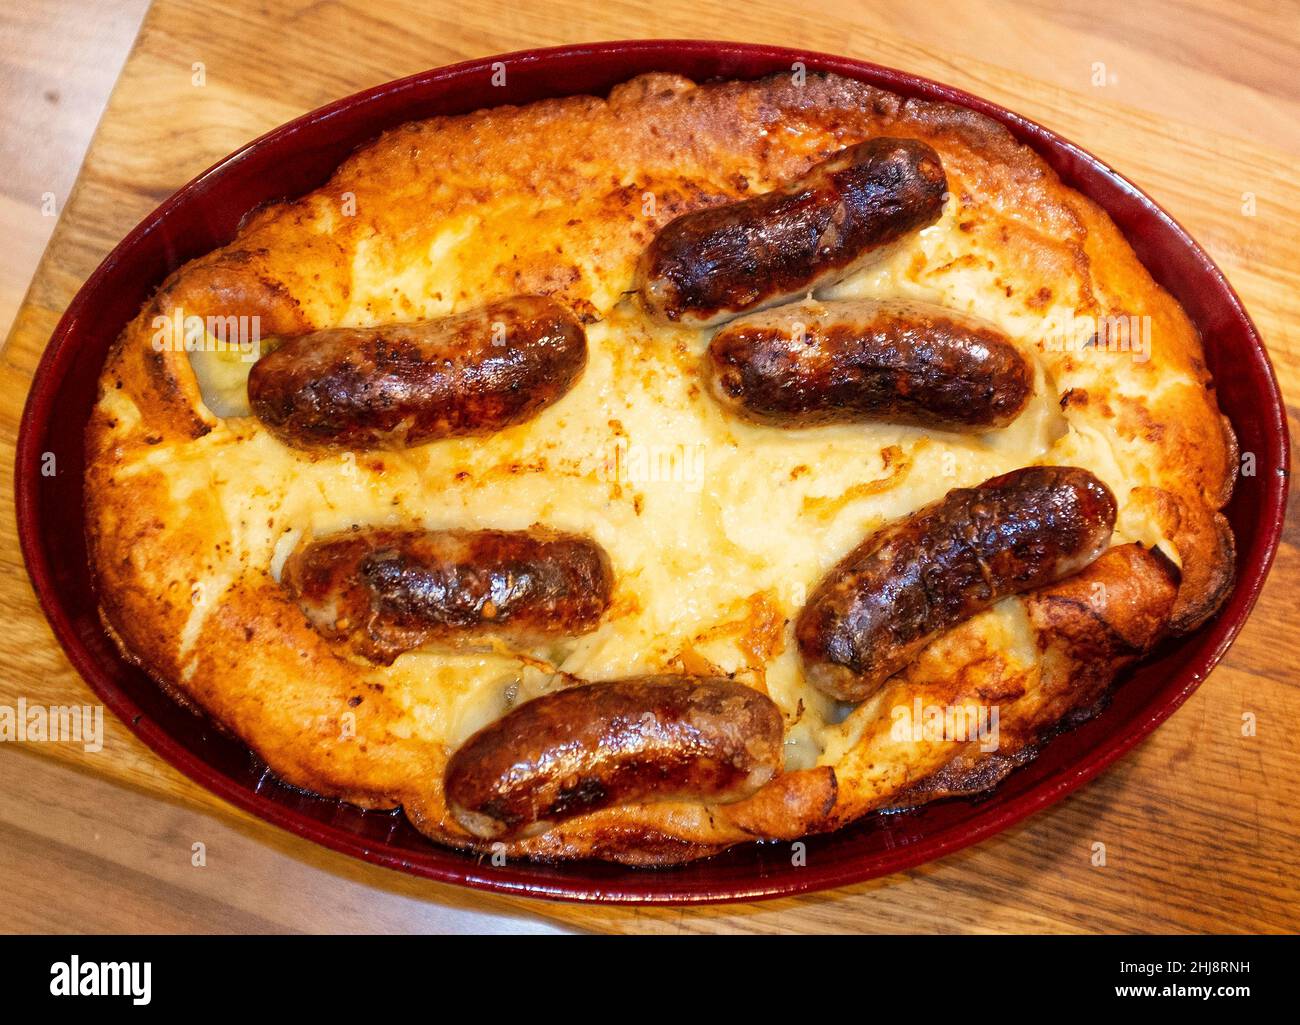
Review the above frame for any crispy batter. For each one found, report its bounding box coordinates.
[85,71,1236,864]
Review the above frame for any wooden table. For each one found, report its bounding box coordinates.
[2,0,1297,934]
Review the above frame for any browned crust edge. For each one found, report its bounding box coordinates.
[83,70,1236,866]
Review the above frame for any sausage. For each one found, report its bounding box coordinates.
[796,466,1117,701]
[707,298,1033,431]
[636,137,947,326]
[281,527,613,665]
[444,676,784,840]
[247,295,586,450]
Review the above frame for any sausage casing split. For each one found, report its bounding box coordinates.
[247,295,586,450]
[444,676,784,840]
[281,527,613,665]
[707,298,1033,431]
[637,137,947,326]
[796,466,1117,701]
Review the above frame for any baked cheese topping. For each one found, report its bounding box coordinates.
[135,190,1177,770]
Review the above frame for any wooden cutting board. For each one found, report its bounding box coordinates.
[2,0,1297,934]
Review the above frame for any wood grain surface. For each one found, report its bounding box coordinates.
[0,0,149,340]
[2,0,1298,934]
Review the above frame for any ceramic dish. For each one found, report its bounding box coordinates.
[16,40,1287,903]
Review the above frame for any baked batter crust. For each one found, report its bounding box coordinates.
[85,72,1236,864]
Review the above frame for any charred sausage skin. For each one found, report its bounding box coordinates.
[248,295,586,450]
[445,676,784,840]
[708,298,1033,431]
[637,137,947,326]
[281,527,613,665]
[796,466,1117,701]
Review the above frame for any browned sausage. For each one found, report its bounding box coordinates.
[444,676,784,840]
[796,466,1117,701]
[707,298,1033,431]
[281,527,613,665]
[637,138,947,326]
[248,295,586,450]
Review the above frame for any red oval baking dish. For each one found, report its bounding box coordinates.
[15,40,1288,905]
